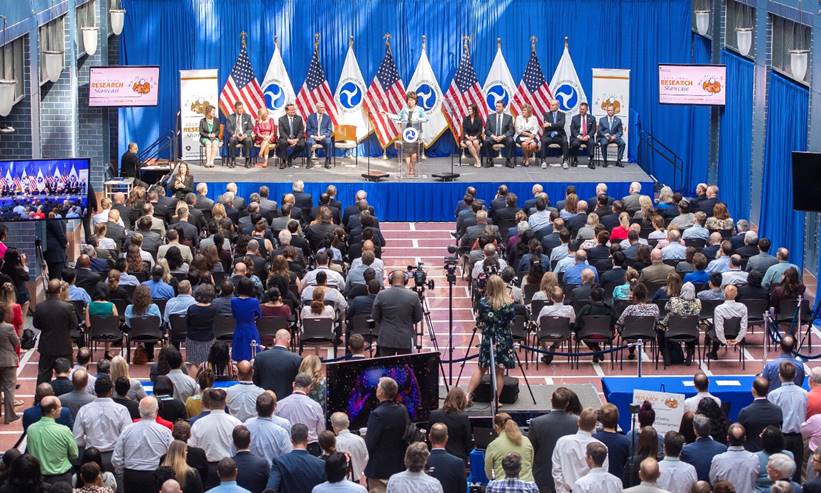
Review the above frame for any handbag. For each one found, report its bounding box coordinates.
[19,329,36,350]
[401,404,424,444]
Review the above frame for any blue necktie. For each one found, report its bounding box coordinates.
[550,113,557,138]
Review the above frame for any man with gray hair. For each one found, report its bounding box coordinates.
[163,280,196,326]
[708,423,759,492]
[112,396,173,493]
[622,182,643,213]
[681,414,727,482]
[276,373,325,454]
[331,412,368,483]
[472,243,509,279]
[762,248,800,289]
[767,453,801,492]
[735,230,759,258]
[571,442,621,493]
[486,453,538,493]
[387,442,443,493]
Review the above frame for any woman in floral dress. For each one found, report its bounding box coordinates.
[467,275,515,406]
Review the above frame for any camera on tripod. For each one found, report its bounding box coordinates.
[407,262,435,293]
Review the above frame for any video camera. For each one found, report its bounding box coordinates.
[407,261,435,293]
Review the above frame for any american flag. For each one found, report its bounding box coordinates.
[510,50,554,127]
[219,42,264,119]
[364,44,406,147]
[442,44,487,141]
[295,50,339,127]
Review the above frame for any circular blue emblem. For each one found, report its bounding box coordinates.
[485,84,509,110]
[338,82,363,109]
[554,84,579,112]
[263,83,286,110]
[415,83,437,111]
[403,127,419,143]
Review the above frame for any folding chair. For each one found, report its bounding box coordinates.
[618,315,659,369]
[300,317,337,358]
[664,314,701,368]
[127,316,163,363]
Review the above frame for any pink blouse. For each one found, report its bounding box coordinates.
[254,118,275,144]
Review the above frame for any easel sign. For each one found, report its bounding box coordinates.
[632,389,685,435]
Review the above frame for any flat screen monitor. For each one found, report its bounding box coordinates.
[325,352,440,429]
[792,151,821,212]
[0,158,89,221]
[89,65,159,107]
[658,64,726,105]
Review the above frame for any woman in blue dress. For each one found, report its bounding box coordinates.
[231,277,260,361]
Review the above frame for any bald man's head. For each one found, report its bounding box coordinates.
[638,457,660,483]
[274,329,291,346]
[236,360,253,380]
[161,479,182,493]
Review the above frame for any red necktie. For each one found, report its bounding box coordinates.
[581,117,587,137]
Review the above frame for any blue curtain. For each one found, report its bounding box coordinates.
[119,0,695,185]
[717,51,754,221]
[682,33,711,194]
[759,72,808,269]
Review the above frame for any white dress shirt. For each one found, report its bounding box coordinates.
[73,397,133,452]
[708,446,759,493]
[302,267,346,292]
[657,457,697,493]
[112,418,173,471]
[767,382,808,433]
[571,466,622,493]
[515,115,540,140]
[683,392,721,414]
[243,416,293,467]
[189,409,243,462]
[276,391,324,443]
[167,368,199,403]
[226,381,266,422]
[552,430,609,493]
[538,303,576,324]
[712,300,748,343]
[335,429,369,481]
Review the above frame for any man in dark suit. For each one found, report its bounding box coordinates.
[343,191,371,227]
[541,101,568,169]
[564,201,589,237]
[347,279,380,325]
[289,181,313,211]
[308,193,340,224]
[33,280,78,384]
[306,101,334,169]
[232,425,269,493]
[494,194,521,240]
[226,101,255,167]
[373,271,423,356]
[596,103,625,167]
[569,102,597,169]
[736,376,783,451]
[195,183,214,215]
[697,185,720,216]
[364,377,407,491]
[182,193,206,232]
[267,424,326,493]
[45,218,68,280]
[257,186,279,222]
[277,104,306,169]
[681,414,728,482]
[483,100,514,168]
[119,142,140,178]
[252,329,302,399]
[74,255,100,296]
[529,388,579,493]
[426,423,466,493]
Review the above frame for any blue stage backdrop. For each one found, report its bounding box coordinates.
[684,34,711,195]
[717,51,754,222]
[202,180,653,222]
[119,0,703,189]
[759,72,808,269]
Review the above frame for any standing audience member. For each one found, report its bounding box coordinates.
[425,423,466,493]
[313,452,367,493]
[736,376,783,451]
[26,396,78,484]
[428,387,473,462]
[623,458,669,493]
[767,360,808,481]
[266,424,327,493]
[112,396,173,493]
[552,408,606,493]
[364,377,407,493]
[33,279,77,385]
[189,388,242,488]
[208,458,251,493]
[330,412,368,484]
[73,375,132,472]
[165,347,199,402]
[276,373,325,455]
[681,414,727,482]
[160,440,203,493]
[226,360,265,421]
[231,425,269,493]
[571,443,622,493]
[0,304,19,424]
[253,329,302,399]
[657,432,696,493]
[708,423,759,493]
[243,393,293,467]
[373,271,423,356]
[593,403,631,480]
[485,413,534,482]
[761,335,805,392]
[529,387,579,493]
[386,442,443,493]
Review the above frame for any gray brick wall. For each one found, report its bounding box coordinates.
[40,25,76,161]
[0,36,32,160]
[107,35,119,166]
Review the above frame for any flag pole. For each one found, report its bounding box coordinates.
[564,35,569,49]
[531,35,537,53]
[420,34,427,161]
[382,32,391,161]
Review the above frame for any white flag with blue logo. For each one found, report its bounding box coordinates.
[549,42,588,136]
[407,44,447,147]
[482,44,517,112]
[261,41,296,120]
[333,42,369,142]
[35,168,45,192]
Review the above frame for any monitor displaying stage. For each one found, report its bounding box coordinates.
[658,64,726,106]
[89,66,160,107]
[326,352,440,429]
[0,159,89,221]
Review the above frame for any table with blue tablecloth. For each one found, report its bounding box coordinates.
[602,375,759,432]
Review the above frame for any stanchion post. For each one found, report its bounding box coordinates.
[636,340,643,378]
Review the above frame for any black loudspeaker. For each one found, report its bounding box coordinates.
[472,375,519,404]
[792,152,821,212]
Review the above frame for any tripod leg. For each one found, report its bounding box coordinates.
[512,346,537,405]
[455,327,479,388]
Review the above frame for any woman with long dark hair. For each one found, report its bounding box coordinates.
[231,277,260,362]
[624,427,661,487]
[462,103,484,168]
[1,249,29,316]
[428,387,473,461]
[0,454,49,493]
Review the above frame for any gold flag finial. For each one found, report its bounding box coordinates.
[496,37,501,49]
[241,31,247,50]
[564,36,569,49]
[421,34,426,51]
[348,35,354,48]
[384,32,391,47]
[463,35,470,53]
[530,35,537,52]
[314,33,320,52]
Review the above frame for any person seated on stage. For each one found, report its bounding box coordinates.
[382,91,428,178]
[277,104,306,170]
[306,101,334,169]
[541,100,568,170]
[226,101,254,169]
[169,162,194,200]
[461,104,484,168]
[483,100,514,168]
[253,107,276,168]
[570,102,597,169]
[596,103,625,168]
[515,104,541,168]
[198,104,221,168]
[120,142,140,178]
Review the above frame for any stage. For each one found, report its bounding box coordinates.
[190,156,655,222]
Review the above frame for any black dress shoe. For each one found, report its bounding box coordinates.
[588,162,595,170]
[505,159,514,168]
[279,161,286,169]
[324,162,332,169]
[603,161,609,168]
[571,159,578,167]
[306,161,314,169]
[617,161,624,168]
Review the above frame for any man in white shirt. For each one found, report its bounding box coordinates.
[244,392,292,467]
[165,347,199,403]
[189,388,243,466]
[227,361,265,422]
[69,347,97,395]
[471,244,509,280]
[706,285,748,360]
[571,442,622,493]
[657,432,697,493]
[73,375,133,471]
[112,397,173,493]
[552,408,608,493]
[624,458,671,493]
[276,373,325,455]
[301,254,346,292]
[683,371,721,413]
[537,286,576,365]
[720,255,749,288]
[331,412,369,483]
[660,230,686,261]
[708,423,759,492]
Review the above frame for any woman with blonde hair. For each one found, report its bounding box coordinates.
[299,355,327,410]
[161,440,203,493]
[634,195,655,220]
[610,212,632,242]
[466,275,515,405]
[514,104,540,167]
[560,193,578,219]
[109,355,146,400]
[484,412,534,481]
[253,107,275,168]
[531,272,560,302]
[0,283,23,349]
[210,203,227,222]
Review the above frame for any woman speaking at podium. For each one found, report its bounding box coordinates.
[382,91,428,178]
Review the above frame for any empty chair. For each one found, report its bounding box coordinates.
[127,316,163,363]
[88,315,124,355]
[257,316,290,346]
[664,314,701,368]
[213,314,236,342]
[168,314,187,349]
[618,315,659,369]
